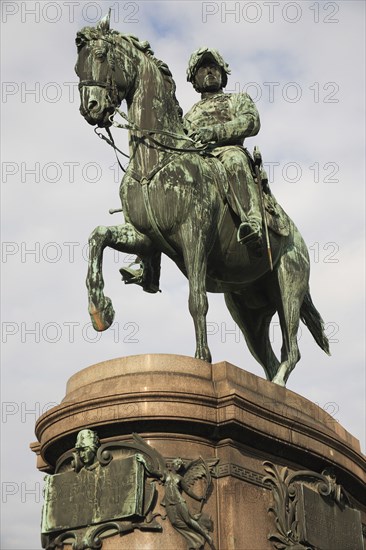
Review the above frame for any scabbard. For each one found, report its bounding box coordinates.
[255,164,273,271]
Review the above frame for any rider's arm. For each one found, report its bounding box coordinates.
[212,92,260,145]
[182,102,200,137]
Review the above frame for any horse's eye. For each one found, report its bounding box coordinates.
[95,49,107,61]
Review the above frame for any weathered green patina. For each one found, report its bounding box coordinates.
[75,13,330,386]
[41,430,217,549]
[184,47,263,249]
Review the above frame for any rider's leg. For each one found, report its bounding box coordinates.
[141,250,161,293]
[216,148,262,246]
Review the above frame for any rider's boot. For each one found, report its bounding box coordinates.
[235,168,263,253]
[120,252,161,294]
[141,251,161,294]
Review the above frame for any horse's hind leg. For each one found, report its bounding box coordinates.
[271,302,302,386]
[87,223,154,331]
[224,292,279,381]
[272,251,309,386]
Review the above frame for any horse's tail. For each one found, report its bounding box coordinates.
[300,291,331,355]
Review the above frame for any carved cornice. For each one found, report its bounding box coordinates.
[213,461,266,488]
[34,390,365,474]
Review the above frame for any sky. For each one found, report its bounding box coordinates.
[1,1,365,548]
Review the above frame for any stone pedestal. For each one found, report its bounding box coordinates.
[31,355,366,549]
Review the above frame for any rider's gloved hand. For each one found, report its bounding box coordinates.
[191,126,218,144]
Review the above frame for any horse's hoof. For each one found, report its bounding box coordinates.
[89,297,115,331]
[271,374,286,387]
[195,349,212,363]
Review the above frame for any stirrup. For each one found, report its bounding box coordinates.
[119,266,143,286]
[237,222,261,245]
[119,266,161,294]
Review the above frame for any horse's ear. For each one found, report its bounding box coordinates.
[75,32,86,52]
[97,8,111,34]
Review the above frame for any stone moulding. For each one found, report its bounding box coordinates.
[42,519,161,550]
[33,358,364,475]
[31,356,366,549]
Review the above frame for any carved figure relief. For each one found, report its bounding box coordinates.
[73,428,101,471]
[138,454,217,549]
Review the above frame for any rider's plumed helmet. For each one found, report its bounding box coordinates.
[187,47,231,91]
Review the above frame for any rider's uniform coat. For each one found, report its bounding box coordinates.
[183,92,261,222]
[183,92,260,145]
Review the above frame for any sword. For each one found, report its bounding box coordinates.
[253,146,273,271]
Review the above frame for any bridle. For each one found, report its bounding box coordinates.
[78,79,111,89]
[78,35,121,113]
[78,38,213,175]
[110,108,213,153]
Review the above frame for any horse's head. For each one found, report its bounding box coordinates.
[75,12,131,127]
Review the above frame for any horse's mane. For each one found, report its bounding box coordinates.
[76,24,183,119]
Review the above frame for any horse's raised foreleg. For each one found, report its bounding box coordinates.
[181,231,211,362]
[87,223,154,331]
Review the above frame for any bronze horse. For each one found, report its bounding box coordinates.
[75,14,330,386]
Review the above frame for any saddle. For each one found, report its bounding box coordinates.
[262,192,290,237]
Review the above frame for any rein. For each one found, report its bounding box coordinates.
[104,108,214,259]
[92,107,213,177]
[79,80,110,89]
[94,126,129,173]
[110,108,213,155]
[92,107,214,179]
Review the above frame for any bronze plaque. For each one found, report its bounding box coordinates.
[42,455,144,534]
[297,484,363,550]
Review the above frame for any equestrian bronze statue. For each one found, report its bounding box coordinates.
[75,13,330,386]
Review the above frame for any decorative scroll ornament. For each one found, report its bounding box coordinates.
[263,461,363,550]
[41,431,217,550]
[41,431,164,549]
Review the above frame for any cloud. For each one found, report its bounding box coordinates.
[1,1,365,548]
